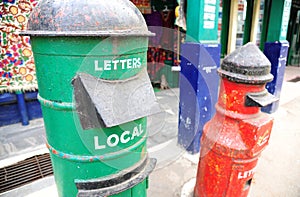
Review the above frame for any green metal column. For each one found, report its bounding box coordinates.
[186,0,220,43]
[260,0,292,113]
[260,0,292,49]
[32,37,152,197]
[287,1,300,65]
[243,0,254,44]
[22,1,159,197]
[221,0,231,57]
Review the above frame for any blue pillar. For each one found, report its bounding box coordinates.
[262,41,289,113]
[16,91,29,125]
[178,43,220,154]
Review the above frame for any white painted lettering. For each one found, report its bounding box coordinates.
[127,59,132,69]
[104,60,111,71]
[139,124,144,135]
[107,134,119,147]
[98,58,142,71]
[94,136,106,150]
[204,21,215,29]
[94,60,103,71]
[205,0,216,4]
[94,124,144,150]
[238,168,256,179]
[112,60,119,70]
[204,5,216,13]
[132,58,137,68]
[131,126,140,140]
[120,59,127,69]
[204,13,216,21]
[120,131,130,144]
[203,1,217,30]
[137,58,141,67]
[203,66,217,73]
[133,58,142,68]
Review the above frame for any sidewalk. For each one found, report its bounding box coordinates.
[148,66,300,197]
[0,66,300,196]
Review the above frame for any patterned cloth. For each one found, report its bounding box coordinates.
[0,0,39,93]
[130,0,151,14]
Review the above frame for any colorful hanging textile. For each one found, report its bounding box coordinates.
[130,0,151,14]
[0,0,39,93]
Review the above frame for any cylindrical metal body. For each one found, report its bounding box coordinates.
[35,36,149,197]
[22,1,157,196]
[194,43,277,197]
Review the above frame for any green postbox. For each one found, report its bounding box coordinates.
[22,1,160,196]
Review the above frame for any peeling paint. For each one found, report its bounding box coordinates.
[194,43,276,197]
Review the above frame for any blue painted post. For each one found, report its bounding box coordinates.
[262,42,289,113]
[178,0,220,154]
[178,43,220,153]
[0,93,20,126]
[260,0,292,113]
[16,91,29,125]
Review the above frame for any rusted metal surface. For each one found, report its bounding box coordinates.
[218,43,274,84]
[194,43,277,196]
[21,0,153,37]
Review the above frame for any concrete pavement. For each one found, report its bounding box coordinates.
[148,66,300,197]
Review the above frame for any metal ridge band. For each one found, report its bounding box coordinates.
[21,30,155,37]
[218,68,273,84]
[38,94,75,111]
[76,157,157,197]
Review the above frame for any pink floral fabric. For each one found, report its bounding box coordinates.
[0,0,39,92]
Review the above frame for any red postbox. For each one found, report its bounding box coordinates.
[194,43,278,197]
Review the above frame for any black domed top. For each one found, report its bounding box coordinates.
[218,43,273,84]
[22,0,153,36]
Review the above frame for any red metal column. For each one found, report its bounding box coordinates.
[194,43,278,197]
